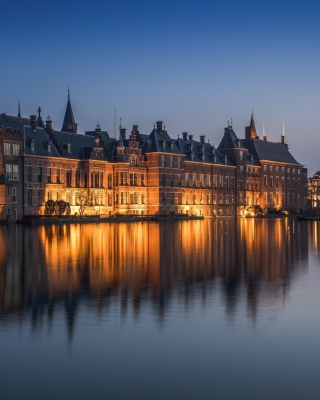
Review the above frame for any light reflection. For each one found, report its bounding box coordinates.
[0,219,310,339]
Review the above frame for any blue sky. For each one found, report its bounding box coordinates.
[1,0,320,173]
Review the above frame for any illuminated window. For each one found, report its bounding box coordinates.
[141,174,145,186]
[66,170,72,187]
[120,192,124,204]
[56,169,61,184]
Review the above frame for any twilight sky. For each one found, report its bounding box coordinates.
[1,0,320,174]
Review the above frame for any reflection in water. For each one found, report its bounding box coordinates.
[0,219,309,339]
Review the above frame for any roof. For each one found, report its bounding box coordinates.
[217,126,240,150]
[141,128,181,155]
[0,113,29,129]
[242,139,301,165]
[24,126,61,157]
[61,95,76,132]
[175,137,232,165]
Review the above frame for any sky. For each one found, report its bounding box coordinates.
[1,0,320,174]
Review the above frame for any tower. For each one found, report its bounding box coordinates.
[61,88,77,133]
[245,111,258,139]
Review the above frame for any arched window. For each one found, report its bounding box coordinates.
[130,155,137,166]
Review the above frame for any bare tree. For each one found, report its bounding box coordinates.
[76,190,89,216]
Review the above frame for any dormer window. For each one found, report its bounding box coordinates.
[67,143,71,153]
[170,141,174,150]
[162,140,166,149]
[48,143,51,153]
[130,155,137,166]
[147,139,151,149]
[31,138,35,152]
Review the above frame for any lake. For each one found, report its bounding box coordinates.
[0,219,319,400]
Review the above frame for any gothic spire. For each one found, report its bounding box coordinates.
[62,88,77,133]
[18,99,21,118]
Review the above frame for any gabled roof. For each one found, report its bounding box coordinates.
[242,139,301,165]
[141,128,181,155]
[217,126,240,150]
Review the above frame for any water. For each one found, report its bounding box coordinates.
[0,219,319,400]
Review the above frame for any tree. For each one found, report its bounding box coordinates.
[76,190,89,216]
[44,199,71,216]
[44,200,55,215]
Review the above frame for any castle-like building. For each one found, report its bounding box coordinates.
[0,93,307,221]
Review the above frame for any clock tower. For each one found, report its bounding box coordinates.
[61,88,78,133]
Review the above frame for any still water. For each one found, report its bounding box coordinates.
[0,219,319,400]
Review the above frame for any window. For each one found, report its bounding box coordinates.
[37,167,43,183]
[130,155,136,166]
[12,165,19,181]
[4,143,11,155]
[219,175,223,188]
[276,176,279,188]
[264,175,267,187]
[141,174,145,186]
[192,174,196,187]
[193,193,196,204]
[185,193,189,204]
[66,191,72,204]
[141,193,145,204]
[185,173,189,187]
[76,170,81,187]
[270,166,273,172]
[108,193,113,206]
[120,192,124,204]
[213,175,217,188]
[108,173,112,189]
[177,157,181,169]
[66,170,72,187]
[264,165,267,171]
[27,189,33,205]
[270,176,273,187]
[169,156,173,167]
[120,172,124,185]
[213,194,217,204]
[219,194,223,204]
[231,177,235,190]
[282,177,285,188]
[225,176,229,188]
[6,164,12,180]
[178,192,182,204]
[207,193,210,204]
[12,187,17,203]
[287,178,290,188]
[13,144,19,155]
[130,173,137,186]
[38,189,43,205]
[84,173,88,187]
[200,174,203,187]
[47,167,52,183]
[161,155,165,167]
[161,173,166,186]
[226,195,229,204]
[56,168,61,184]
[100,172,103,187]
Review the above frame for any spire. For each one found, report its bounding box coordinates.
[18,99,21,118]
[281,118,285,144]
[61,88,77,133]
[37,106,44,128]
[245,111,258,139]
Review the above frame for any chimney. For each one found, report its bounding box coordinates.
[281,135,285,144]
[156,121,163,132]
[120,128,126,141]
[30,115,37,131]
[45,115,52,135]
[182,132,188,140]
[188,134,193,141]
[95,124,101,134]
[263,135,267,141]
[133,124,138,132]
[200,135,205,144]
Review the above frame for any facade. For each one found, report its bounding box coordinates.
[307,171,320,212]
[0,96,307,221]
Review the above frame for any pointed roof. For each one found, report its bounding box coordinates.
[61,89,77,133]
[245,112,258,139]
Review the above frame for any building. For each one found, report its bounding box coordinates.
[0,95,307,221]
[217,113,307,215]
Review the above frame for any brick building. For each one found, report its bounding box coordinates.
[0,96,307,220]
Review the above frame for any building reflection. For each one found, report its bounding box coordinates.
[0,219,310,339]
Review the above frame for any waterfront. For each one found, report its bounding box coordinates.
[0,219,319,400]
